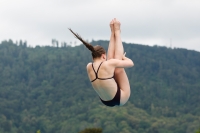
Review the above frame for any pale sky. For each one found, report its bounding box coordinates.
[0,0,200,51]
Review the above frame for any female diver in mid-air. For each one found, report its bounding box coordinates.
[69,18,134,107]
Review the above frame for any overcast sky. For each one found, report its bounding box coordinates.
[0,0,200,51]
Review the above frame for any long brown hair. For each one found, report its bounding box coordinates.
[69,28,106,58]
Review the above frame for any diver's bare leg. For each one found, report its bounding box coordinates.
[107,19,115,60]
[113,18,131,106]
[114,19,124,59]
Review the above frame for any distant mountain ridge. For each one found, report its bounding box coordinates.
[0,39,199,133]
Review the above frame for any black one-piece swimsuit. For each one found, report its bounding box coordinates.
[90,62,121,107]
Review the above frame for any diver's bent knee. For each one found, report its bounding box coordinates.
[119,98,129,106]
[120,91,130,106]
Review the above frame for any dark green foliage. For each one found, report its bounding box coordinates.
[79,128,102,133]
[196,128,200,133]
[0,40,200,133]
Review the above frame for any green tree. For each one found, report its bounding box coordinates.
[0,40,200,133]
[78,128,102,133]
[196,128,200,133]
[36,130,41,133]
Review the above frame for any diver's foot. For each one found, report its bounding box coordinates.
[110,19,114,34]
[114,18,121,35]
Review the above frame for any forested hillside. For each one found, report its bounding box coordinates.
[0,40,200,133]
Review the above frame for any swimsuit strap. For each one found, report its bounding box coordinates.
[92,62,103,78]
[96,62,103,74]
[91,63,97,76]
[92,62,103,77]
[91,62,113,82]
[91,62,103,82]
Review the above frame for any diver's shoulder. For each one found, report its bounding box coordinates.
[86,62,92,70]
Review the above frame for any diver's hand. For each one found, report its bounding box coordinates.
[122,52,126,60]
